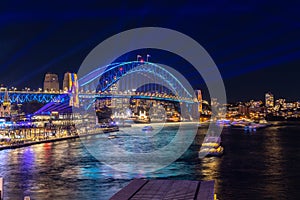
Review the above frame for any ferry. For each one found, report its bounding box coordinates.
[133,118,150,123]
[199,136,224,157]
[216,119,231,127]
[100,122,119,133]
[230,119,252,129]
[103,126,119,133]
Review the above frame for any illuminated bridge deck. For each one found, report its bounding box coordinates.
[0,91,196,103]
[110,179,215,200]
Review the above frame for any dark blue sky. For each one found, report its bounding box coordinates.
[1,1,300,102]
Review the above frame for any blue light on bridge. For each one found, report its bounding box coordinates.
[0,92,69,104]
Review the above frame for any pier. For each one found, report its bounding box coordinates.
[110,179,216,200]
[0,126,119,151]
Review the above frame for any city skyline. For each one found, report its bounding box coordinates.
[1,70,300,103]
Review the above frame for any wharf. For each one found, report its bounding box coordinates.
[110,179,216,200]
[0,127,118,151]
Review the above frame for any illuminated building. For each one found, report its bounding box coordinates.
[226,105,239,117]
[250,100,263,108]
[43,73,59,92]
[275,99,286,110]
[238,104,248,116]
[286,102,296,109]
[63,72,71,92]
[274,99,283,112]
[0,88,11,117]
[63,73,79,108]
[195,90,202,113]
[265,92,274,108]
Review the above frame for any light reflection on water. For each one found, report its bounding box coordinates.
[0,122,299,199]
[81,124,195,173]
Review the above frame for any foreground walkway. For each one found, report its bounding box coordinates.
[110,179,216,200]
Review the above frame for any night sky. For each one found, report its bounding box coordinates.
[1,1,300,102]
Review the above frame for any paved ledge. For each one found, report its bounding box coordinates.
[110,179,215,200]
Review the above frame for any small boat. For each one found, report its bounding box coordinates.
[199,136,224,157]
[142,126,154,131]
[200,146,224,157]
[108,135,118,139]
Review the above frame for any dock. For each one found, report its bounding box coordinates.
[110,179,215,200]
[0,127,119,151]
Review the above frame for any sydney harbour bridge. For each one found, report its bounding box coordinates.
[0,61,201,120]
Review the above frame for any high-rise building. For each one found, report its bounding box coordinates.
[43,73,59,92]
[265,92,274,108]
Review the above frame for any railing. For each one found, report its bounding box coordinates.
[0,91,196,103]
[0,177,3,200]
[0,178,31,200]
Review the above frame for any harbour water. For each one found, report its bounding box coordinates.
[0,122,299,199]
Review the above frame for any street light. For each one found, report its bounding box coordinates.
[137,55,142,62]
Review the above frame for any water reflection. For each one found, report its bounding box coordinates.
[200,157,221,180]
[0,123,299,199]
[81,124,196,173]
[261,127,285,199]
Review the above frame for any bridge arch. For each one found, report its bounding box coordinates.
[78,61,193,99]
